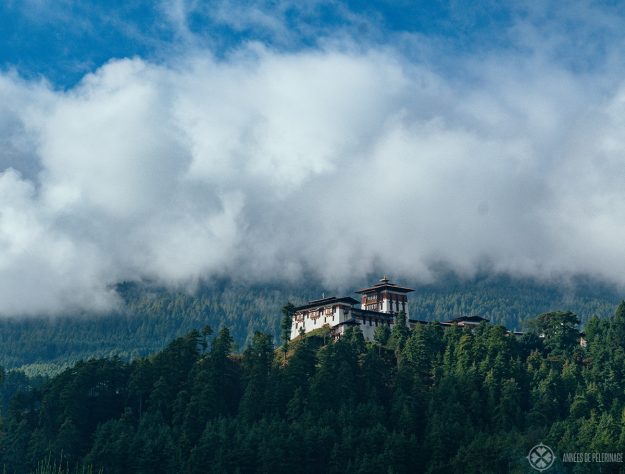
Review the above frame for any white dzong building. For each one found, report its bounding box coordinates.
[291,276,415,341]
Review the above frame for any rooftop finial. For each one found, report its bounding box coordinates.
[380,274,389,283]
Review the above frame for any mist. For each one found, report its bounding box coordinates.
[1,38,625,315]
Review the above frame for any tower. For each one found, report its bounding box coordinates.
[355,276,414,316]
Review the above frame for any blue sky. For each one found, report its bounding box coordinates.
[1,1,610,87]
[2,1,625,315]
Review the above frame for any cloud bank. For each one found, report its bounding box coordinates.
[2,37,625,315]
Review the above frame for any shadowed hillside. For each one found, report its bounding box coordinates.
[0,275,621,376]
[2,303,625,473]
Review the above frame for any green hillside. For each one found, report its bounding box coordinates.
[3,305,625,473]
[0,275,621,376]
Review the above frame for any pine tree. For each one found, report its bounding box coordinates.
[608,301,625,349]
[373,324,390,349]
[280,302,295,360]
[389,311,410,358]
[239,332,274,422]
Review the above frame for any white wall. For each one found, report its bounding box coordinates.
[290,304,352,340]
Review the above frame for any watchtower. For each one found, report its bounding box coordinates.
[355,276,414,316]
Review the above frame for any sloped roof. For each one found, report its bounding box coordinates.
[293,296,358,312]
[355,276,414,294]
[445,315,489,324]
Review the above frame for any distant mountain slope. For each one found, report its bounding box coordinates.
[0,275,621,376]
[409,273,621,330]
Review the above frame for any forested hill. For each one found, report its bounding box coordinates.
[0,274,621,376]
[3,306,625,473]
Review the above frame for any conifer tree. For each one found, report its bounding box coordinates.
[529,310,580,354]
[389,311,410,358]
[373,324,390,348]
[239,332,273,422]
[608,300,625,348]
[280,302,295,360]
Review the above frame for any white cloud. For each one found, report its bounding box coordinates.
[1,41,625,315]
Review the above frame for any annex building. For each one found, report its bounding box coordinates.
[290,276,490,341]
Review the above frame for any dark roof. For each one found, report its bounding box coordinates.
[351,308,395,320]
[293,296,358,312]
[409,319,431,325]
[355,276,414,294]
[445,315,490,324]
[331,319,359,328]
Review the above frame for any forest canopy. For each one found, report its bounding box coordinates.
[0,274,620,377]
[2,303,625,473]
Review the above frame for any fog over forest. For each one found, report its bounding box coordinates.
[2,1,625,315]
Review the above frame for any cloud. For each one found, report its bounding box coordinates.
[2,32,625,315]
[157,0,382,51]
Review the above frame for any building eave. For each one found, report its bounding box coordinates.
[354,283,414,294]
[293,296,358,312]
